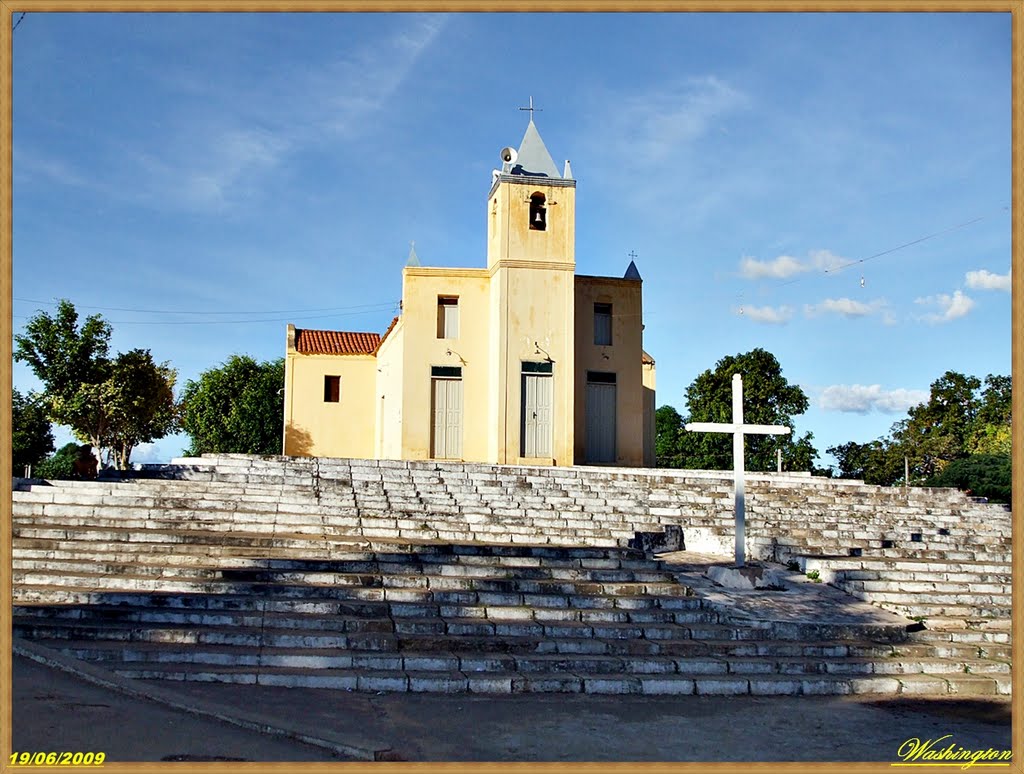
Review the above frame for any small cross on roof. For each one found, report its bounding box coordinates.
[519,96,542,121]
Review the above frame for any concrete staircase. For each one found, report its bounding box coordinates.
[11,454,1012,696]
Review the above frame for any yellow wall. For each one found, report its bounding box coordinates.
[499,266,576,464]
[643,359,657,467]
[573,277,645,466]
[399,267,492,461]
[487,177,575,271]
[375,320,404,459]
[284,344,377,458]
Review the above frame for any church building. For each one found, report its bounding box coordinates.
[282,114,656,467]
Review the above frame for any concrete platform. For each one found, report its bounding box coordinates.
[658,551,919,640]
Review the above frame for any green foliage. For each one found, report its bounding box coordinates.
[14,299,112,413]
[14,300,178,468]
[927,454,1011,506]
[828,370,1011,489]
[34,442,80,480]
[675,348,817,472]
[895,371,981,479]
[827,438,906,486]
[72,349,178,469]
[965,374,1012,455]
[12,388,55,476]
[180,355,285,456]
[655,405,685,468]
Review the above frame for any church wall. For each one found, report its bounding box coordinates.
[375,320,404,459]
[643,360,657,467]
[400,267,492,461]
[284,352,377,458]
[500,265,576,465]
[573,277,645,466]
[487,268,508,462]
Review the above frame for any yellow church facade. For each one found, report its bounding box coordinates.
[282,117,656,467]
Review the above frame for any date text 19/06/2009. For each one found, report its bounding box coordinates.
[10,752,106,766]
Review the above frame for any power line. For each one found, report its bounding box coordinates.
[775,206,1009,289]
[12,307,401,326]
[12,13,26,32]
[105,307,400,325]
[13,296,399,317]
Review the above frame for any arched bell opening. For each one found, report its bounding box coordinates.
[529,192,547,231]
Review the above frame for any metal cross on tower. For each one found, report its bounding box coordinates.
[519,96,542,120]
[628,250,638,260]
[684,373,790,567]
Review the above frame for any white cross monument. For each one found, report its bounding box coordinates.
[685,373,791,567]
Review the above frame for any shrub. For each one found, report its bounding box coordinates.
[927,454,1011,506]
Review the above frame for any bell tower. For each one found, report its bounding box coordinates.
[485,107,577,466]
[486,115,576,272]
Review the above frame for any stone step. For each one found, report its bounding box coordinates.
[12,549,683,578]
[838,578,1008,595]
[13,535,651,562]
[910,626,1011,645]
[13,454,1012,697]
[35,636,1009,679]
[12,514,666,540]
[28,653,1007,696]
[799,555,1011,574]
[12,525,630,550]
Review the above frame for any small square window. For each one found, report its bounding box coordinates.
[437,297,459,339]
[594,303,612,346]
[324,375,340,403]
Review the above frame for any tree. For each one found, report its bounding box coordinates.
[180,355,285,456]
[64,349,178,469]
[34,442,80,480]
[894,370,981,479]
[827,437,905,486]
[15,301,178,468]
[927,454,1011,506]
[14,299,112,415]
[827,369,1010,487]
[676,348,817,472]
[966,374,1012,456]
[12,388,54,476]
[655,405,685,468]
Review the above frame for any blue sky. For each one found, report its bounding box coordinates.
[12,12,1012,467]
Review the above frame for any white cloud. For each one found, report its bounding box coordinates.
[738,304,794,324]
[804,297,887,318]
[965,268,1011,292]
[914,290,975,323]
[819,384,929,414]
[740,255,806,280]
[808,249,846,272]
[739,249,849,280]
[600,76,750,168]
[637,76,750,164]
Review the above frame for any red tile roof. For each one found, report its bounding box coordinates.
[642,350,655,365]
[295,328,381,355]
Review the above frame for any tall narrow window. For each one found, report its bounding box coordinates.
[437,297,459,339]
[594,303,612,346]
[529,193,547,231]
[324,375,341,402]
